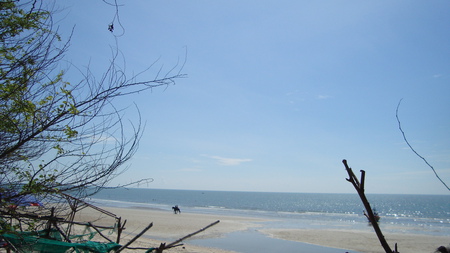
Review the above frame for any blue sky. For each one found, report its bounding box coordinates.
[59,1,449,194]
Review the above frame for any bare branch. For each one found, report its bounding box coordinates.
[396,99,449,191]
[343,160,397,253]
[0,0,186,228]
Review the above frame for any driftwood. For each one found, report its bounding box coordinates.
[116,222,154,252]
[115,220,219,252]
[343,159,398,253]
[154,220,220,253]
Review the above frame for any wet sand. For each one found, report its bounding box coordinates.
[261,228,449,253]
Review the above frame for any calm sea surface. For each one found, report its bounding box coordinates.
[91,188,450,237]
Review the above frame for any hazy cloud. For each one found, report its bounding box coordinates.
[317,95,331,99]
[178,167,202,172]
[209,156,252,166]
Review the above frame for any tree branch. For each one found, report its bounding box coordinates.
[396,99,449,191]
[343,159,397,253]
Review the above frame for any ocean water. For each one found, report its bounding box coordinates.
[91,188,450,237]
[90,189,449,252]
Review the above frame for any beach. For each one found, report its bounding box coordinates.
[74,206,262,253]
[261,229,449,253]
[72,205,450,253]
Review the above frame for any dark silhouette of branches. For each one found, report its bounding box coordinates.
[0,0,186,225]
[343,160,398,253]
[396,99,449,191]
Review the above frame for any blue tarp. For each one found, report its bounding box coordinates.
[12,194,44,206]
[1,191,44,207]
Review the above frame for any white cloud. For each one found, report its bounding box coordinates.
[208,155,253,166]
[317,95,331,99]
[178,167,202,172]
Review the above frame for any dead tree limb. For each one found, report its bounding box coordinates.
[154,220,220,252]
[52,221,71,243]
[116,217,127,244]
[342,159,398,253]
[88,222,113,242]
[166,220,220,249]
[116,222,153,253]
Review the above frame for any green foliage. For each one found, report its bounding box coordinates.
[0,1,74,208]
[0,1,50,137]
[0,1,181,235]
[0,1,46,37]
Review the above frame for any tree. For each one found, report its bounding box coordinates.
[0,0,184,228]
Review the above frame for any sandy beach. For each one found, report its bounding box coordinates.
[260,228,449,253]
[73,206,449,253]
[74,206,264,253]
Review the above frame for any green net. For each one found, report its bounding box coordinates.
[2,229,121,253]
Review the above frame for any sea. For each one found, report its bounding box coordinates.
[90,188,450,252]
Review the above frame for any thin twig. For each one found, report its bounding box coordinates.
[396,99,449,191]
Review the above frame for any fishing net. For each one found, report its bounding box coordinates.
[2,229,121,253]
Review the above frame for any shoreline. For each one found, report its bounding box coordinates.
[74,205,449,253]
[261,228,449,253]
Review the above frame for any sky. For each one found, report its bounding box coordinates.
[57,1,450,195]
